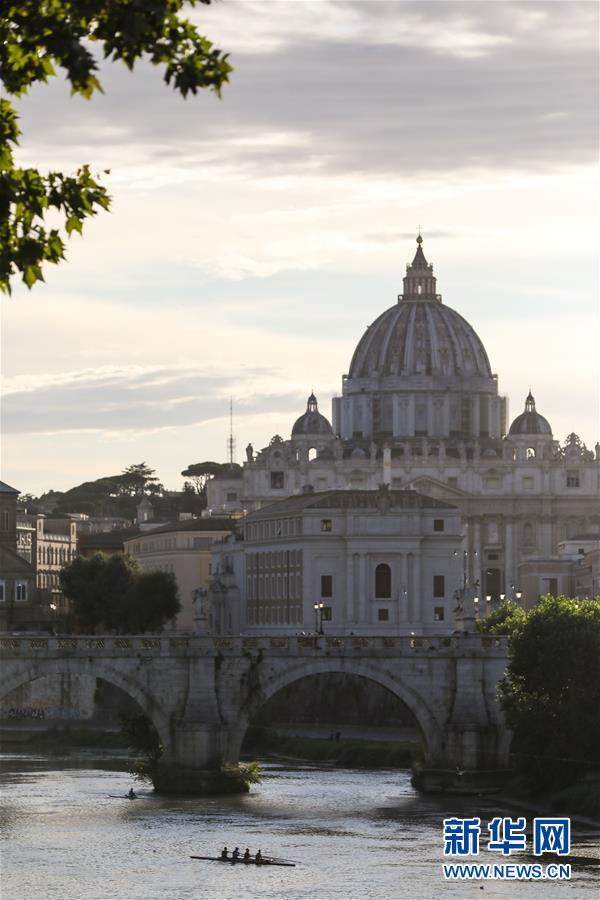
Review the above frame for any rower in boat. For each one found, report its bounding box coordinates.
[220,847,228,860]
[243,848,251,862]
[255,849,262,866]
[127,788,136,799]
[232,847,240,860]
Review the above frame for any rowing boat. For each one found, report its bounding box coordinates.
[190,855,295,867]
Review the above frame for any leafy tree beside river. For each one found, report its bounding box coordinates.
[478,595,600,801]
[59,553,180,633]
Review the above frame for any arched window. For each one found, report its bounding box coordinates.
[308,447,317,461]
[375,563,391,598]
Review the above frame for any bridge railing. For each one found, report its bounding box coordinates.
[0,633,507,657]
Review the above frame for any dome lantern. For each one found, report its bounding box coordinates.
[400,234,440,303]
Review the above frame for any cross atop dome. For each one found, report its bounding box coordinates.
[399,234,441,303]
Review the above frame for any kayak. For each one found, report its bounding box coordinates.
[190,855,295,868]
[108,795,137,800]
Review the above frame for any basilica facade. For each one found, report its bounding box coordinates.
[207,237,599,610]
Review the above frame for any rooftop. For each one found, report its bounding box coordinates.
[247,489,455,518]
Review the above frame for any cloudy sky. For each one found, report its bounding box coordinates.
[1,0,598,495]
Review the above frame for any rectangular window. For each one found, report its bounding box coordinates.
[433,575,445,598]
[377,608,389,622]
[321,606,332,622]
[270,471,284,489]
[0,581,5,602]
[320,575,333,598]
[546,577,558,597]
[484,476,501,489]
[15,582,28,602]
[434,606,445,621]
[226,491,238,502]
[566,471,580,488]
[522,476,534,490]
[433,518,445,532]
[320,519,332,532]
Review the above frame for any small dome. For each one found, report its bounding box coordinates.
[292,393,333,436]
[508,392,552,436]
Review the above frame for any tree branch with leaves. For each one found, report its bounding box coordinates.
[0,0,232,293]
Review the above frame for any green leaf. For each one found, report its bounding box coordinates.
[65,215,83,235]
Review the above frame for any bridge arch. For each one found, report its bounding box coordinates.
[0,659,173,751]
[227,657,445,765]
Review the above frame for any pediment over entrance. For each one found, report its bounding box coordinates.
[404,476,470,501]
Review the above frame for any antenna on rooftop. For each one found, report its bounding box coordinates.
[227,397,236,464]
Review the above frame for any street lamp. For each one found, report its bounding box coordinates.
[313,602,324,634]
[508,584,522,604]
[453,548,480,630]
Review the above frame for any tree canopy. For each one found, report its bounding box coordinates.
[120,462,161,496]
[1,0,231,293]
[181,461,223,493]
[475,599,526,636]
[498,595,600,793]
[59,552,180,633]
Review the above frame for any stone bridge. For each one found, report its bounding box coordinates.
[0,632,510,793]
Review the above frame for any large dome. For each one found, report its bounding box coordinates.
[333,236,506,442]
[349,235,491,380]
[348,300,492,379]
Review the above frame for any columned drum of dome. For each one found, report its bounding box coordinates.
[333,236,507,441]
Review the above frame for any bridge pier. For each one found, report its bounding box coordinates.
[412,654,512,794]
[153,722,243,795]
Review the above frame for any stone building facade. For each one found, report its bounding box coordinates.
[0,482,38,630]
[16,514,78,616]
[207,237,599,608]
[124,517,236,631]
[208,487,464,635]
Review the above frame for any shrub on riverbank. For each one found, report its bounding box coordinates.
[243,726,420,768]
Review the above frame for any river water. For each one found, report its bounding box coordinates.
[0,752,598,899]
